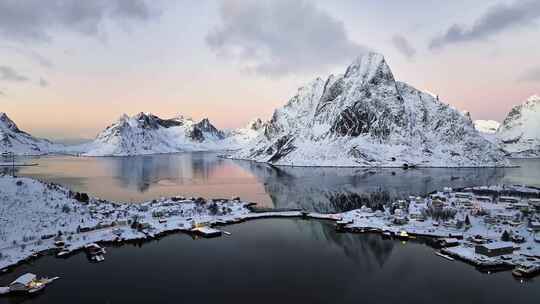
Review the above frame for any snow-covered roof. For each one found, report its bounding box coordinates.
[479,242,514,250]
[10,273,36,286]
[499,196,519,200]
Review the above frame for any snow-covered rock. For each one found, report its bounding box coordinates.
[497,95,540,158]
[231,53,508,167]
[0,113,59,155]
[474,120,500,134]
[76,113,238,156]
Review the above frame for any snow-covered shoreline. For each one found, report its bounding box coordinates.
[221,154,518,168]
[2,175,540,279]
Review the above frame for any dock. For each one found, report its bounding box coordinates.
[191,226,222,238]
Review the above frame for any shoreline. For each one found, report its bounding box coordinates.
[1,175,540,281]
[219,155,521,169]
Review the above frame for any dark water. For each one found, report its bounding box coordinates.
[1,219,539,304]
[11,153,540,212]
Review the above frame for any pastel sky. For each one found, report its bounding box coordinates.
[0,0,539,140]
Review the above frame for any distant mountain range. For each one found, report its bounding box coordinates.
[2,53,538,164]
[70,113,264,156]
[229,53,508,167]
[0,112,264,157]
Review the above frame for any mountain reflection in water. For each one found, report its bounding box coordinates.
[237,161,513,212]
[294,219,395,269]
[13,153,540,212]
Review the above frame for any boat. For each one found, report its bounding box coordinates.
[85,243,106,263]
[56,249,71,257]
[512,264,540,278]
[435,251,455,261]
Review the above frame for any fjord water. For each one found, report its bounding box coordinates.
[2,153,540,303]
[2,219,540,304]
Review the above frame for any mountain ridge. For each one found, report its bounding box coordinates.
[0,112,58,155]
[229,52,509,167]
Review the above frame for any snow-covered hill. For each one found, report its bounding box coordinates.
[474,120,500,134]
[76,113,251,156]
[230,53,508,167]
[497,95,540,158]
[0,112,59,155]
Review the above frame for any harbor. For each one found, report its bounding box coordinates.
[2,174,540,282]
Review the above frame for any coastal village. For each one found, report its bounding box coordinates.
[1,174,540,294]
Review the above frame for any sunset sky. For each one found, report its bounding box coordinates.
[1,0,539,140]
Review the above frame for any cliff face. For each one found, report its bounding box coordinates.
[232,53,508,167]
[497,95,540,158]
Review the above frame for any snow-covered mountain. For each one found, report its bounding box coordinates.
[224,118,265,146]
[77,113,247,156]
[230,53,508,167]
[0,112,58,155]
[75,113,262,156]
[497,95,540,158]
[474,120,500,134]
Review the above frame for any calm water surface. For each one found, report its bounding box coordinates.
[10,153,540,212]
[2,154,540,303]
[1,219,539,304]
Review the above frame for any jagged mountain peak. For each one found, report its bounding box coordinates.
[246,118,264,131]
[80,113,236,156]
[195,118,213,129]
[497,94,540,157]
[232,53,507,167]
[0,112,21,133]
[190,118,225,141]
[344,52,394,84]
[0,113,56,155]
[525,94,540,104]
